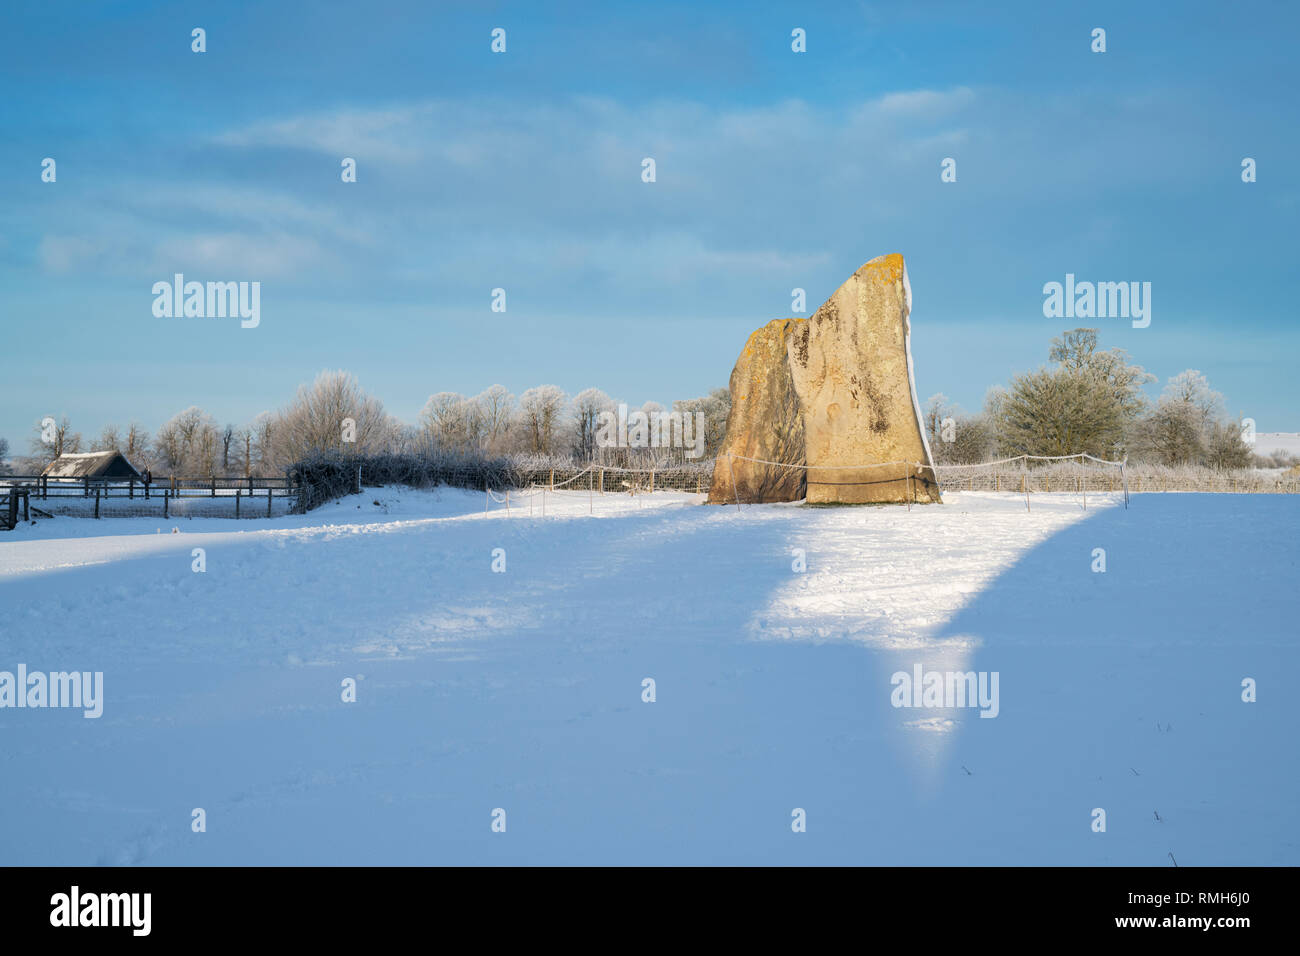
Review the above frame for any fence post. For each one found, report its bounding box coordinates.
[236,489,241,518]
[549,469,554,491]
[22,491,29,522]
[267,486,272,517]
[171,475,176,493]
[599,468,604,494]
[163,490,169,519]
[211,476,216,497]
[129,478,134,499]
[84,476,89,497]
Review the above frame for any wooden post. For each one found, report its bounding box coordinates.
[163,490,169,518]
[236,489,241,518]
[267,486,272,517]
[171,475,176,493]
[211,476,216,497]
[599,468,604,494]
[549,469,554,491]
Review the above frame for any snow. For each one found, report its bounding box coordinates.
[1,486,1296,864]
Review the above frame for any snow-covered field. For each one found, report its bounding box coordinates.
[1,486,1295,865]
[1255,432,1300,458]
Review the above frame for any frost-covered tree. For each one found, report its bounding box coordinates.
[671,387,730,459]
[994,367,1129,458]
[154,406,220,475]
[517,385,568,456]
[419,392,484,453]
[994,330,1151,458]
[925,394,995,464]
[474,385,516,455]
[266,370,397,468]
[571,387,615,461]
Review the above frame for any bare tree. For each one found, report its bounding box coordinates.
[222,424,236,474]
[95,424,122,452]
[28,415,81,465]
[125,423,152,469]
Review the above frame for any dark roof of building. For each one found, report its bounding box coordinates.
[40,450,143,479]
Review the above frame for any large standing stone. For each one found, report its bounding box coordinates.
[787,254,941,504]
[706,318,807,504]
[709,254,941,505]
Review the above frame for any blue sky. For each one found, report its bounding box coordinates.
[2,0,1297,451]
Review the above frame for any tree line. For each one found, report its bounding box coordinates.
[1,328,1290,478]
[924,328,1274,470]
[3,372,731,477]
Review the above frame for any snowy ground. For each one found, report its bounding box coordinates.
[1,486,1295,865]
[1255,432,1300,458]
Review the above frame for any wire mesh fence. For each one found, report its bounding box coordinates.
[0,474,299,521]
